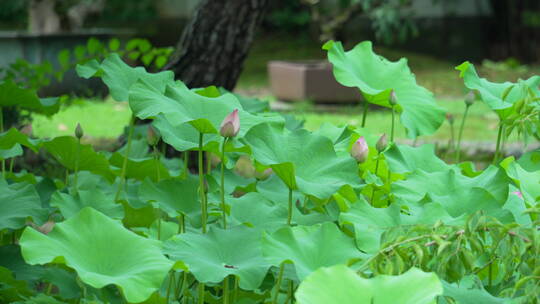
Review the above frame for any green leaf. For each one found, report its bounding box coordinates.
[76,53,174,101]
[50,190,124,219]
[153,115,220,152]
[163,226,270,290]
[109,152,170,182]
[384,144,449,174]
[456,61,540,119]
[324,41,445,138]
[108,38,120,52]
[295,265,442,304]
[501,159,540,204]
[0,180,47,230]
[0,82,60,115]
[138,176,200,218]
[243,123,360,199]
[129,80,283,136]
[0,128,40,152]
[20,207,173,303]
[442,278,509,304]
[42,137,114,182]
[262,222,362,280]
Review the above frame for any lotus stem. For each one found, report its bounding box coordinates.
[115,115,135,201]
[287,188,293,226]
[178,214,185,234]
[361,101,368,128]
[182,151,189,179]
[233,276,239,303]
[223,276,229,304]
[493,122,504,164]
[176,271,188,300]
[370,153,381,206]
[166,271,175,303]
[455,104,470,163]
[220,137,228,229]
[8,158,14,173]
[0,106,4,178]
[153,145,161,182]
[285,280,294,304]
[197,282,205,304]
[74,137,80,192]
[198,133,207,233]
[272,263,285,304]
[390,105,396,142]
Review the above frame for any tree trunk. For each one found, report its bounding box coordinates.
[165,0,270,91]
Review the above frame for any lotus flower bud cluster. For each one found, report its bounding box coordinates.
[75,123,83,139]
[220,109,240,138]
[376,134,388,153]
[147,126,160,146]
[351,136,369,163]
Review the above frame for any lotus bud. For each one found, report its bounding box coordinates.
[147,125,160,146]
[74,123,83,139]
[255,167,273,180]
[220,109,240,138]
[350,136,369,163]
[389,90,398,106]
[376,134,388,153]
[446,113,454,125]
[465,91,475,106]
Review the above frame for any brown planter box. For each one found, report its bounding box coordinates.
[268,60,361,103]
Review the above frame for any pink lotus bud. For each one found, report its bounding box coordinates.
[220,109,240,138]
[389,90,398,106]
[376,133,388,153]
[350,136,369,163]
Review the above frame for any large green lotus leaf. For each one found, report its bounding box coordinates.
[0,128,40,152]
[384,144,449,174]
[295,265,442,304]
[442,277,509,304]
[128,79,283,135]
[501,158,540,205]
[152,115,220,152]
[393,166,511,219]
[0,266,32,303]
[138,176,199,218]
[340,199,462,253]
[243,123,360,199]
[20,207,173,303]
[262,222,361,281]
[323,40,445,138]
[163,226,270,290]
[109,152,170,182]
[42,137,114,182]
[0,81,60,115]
[0,180,47,230]
[456,61,540,119]
[0,144,22,160]
[50,190,124,219]
[517,149,540,172]
[76,54,174,101]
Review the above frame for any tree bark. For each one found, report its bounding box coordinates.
[165,0,270,91]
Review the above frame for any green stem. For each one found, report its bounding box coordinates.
[285,280,294,304]
[178,214,185,234]
[115,115,135,201]
[220,137,228,229]
[157,209,161,241]
[493,122,504,164]
[287,187,293,226]
[0,106,4,179]
[455,104,470,163]
[183,151,189,178]
[361,101,369,128]
[390,105,396,142]
[177,271,188,300]
[74,138,80,193]
[370,153,381,206]
[8,158,14,173]
[166,271,174,303]
[232,276,239,303]
[272,264,285,304]
[153,145,161,182]
[223,276,229,304]
[198,282,205,304]
[198,133,207,233]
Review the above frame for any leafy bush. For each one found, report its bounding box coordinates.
[0,40,538,304]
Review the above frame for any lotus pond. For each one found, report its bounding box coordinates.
[0,40,539,304]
